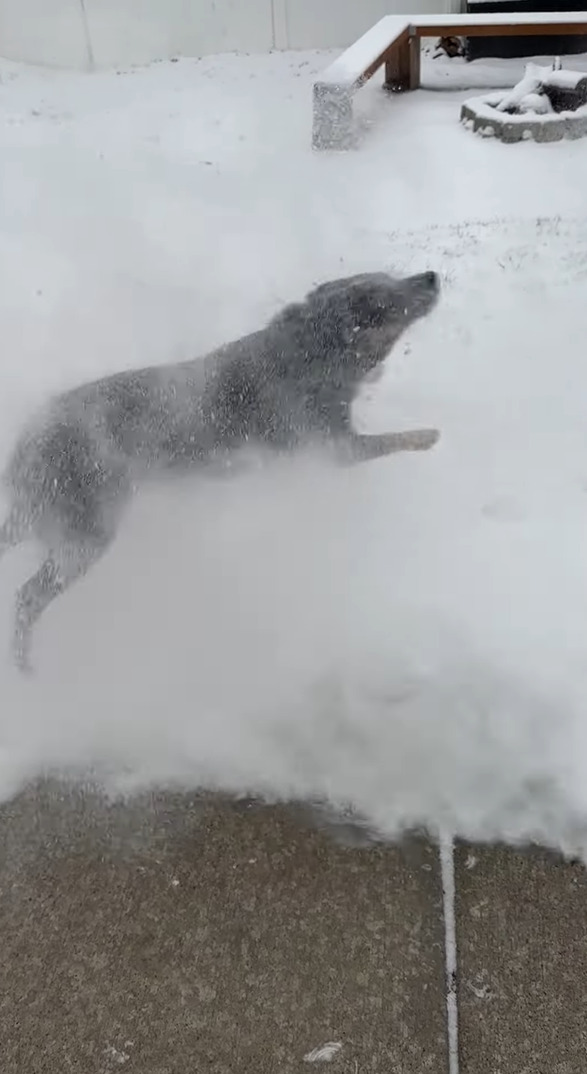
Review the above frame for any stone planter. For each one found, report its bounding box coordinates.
[461,90,587,142]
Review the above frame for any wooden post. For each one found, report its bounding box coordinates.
[383,34,420,92]
[409,33,421,90]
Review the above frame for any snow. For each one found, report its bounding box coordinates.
[414,11,587,27]
[303,1042,344,1063]
[494,61,553,111]
[3,49,587,854]
[546,67,587,88]
[464,89,587,121]
[425,46,587,89]
[518,92,554,114]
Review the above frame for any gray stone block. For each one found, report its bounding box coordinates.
[312,82,355,151]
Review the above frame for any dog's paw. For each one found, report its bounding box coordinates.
[12,638,33,677]
[15,656,33,677]
[403,428,440,452]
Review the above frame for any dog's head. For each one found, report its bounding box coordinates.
[274,271,439,384]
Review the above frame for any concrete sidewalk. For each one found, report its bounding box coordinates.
[456,843,587,1074]
[0,784,446,1074]
[0,782,584,1073]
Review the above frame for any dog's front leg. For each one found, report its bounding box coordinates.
[337,428,440,465]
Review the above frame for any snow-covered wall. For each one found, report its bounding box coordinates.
[0,0,459,70]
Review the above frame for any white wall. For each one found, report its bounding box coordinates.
[276,0,453,50]
[84,0,275,69]
[0,0,458,70]
[0,0,91,68]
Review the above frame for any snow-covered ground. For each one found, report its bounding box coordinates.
[2,47,587,854]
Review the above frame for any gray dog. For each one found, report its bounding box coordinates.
[0,270,440,672]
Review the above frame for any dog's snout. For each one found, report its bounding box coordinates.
[406,270,440,294]
[423,270,439,289]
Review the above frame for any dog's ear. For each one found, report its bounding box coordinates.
[308,280,341,301]
[270,300,308,331]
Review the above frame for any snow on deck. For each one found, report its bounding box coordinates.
[415,10,587,26]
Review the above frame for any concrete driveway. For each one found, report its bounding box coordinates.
[0,782,584,1073]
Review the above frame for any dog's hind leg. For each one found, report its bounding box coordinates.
[13,536,111,674]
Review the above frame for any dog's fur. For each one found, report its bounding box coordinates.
[0,270,440,671]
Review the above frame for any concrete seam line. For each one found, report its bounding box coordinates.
[78,0,95,70]
[440,831,459,1074]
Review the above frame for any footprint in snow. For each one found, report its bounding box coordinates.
[481,495,526,522]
